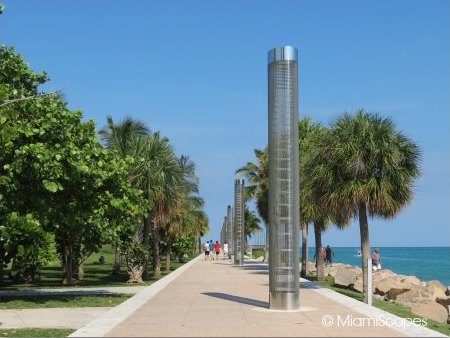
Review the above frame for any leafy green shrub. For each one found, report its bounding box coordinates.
[252,248,266,259]
[172,235,196,262]
[1,212,56,283]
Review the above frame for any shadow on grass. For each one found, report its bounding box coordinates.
[2,253,199,290]
[202,292,269,308]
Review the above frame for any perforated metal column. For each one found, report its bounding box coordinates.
[268,46,300,310]
[223,216,227,246]
[226,205,233,258]
[233,179,245,265]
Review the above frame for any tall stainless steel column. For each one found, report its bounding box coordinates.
[233,179,245,265]
[268,46,300,310]
[226,205,233,258]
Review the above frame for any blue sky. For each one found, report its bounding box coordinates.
[1,0,449,247]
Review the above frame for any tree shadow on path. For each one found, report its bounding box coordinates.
[202,292,269,308]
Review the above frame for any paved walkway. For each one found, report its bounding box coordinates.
[71,256,443,337]
[0,286,144,329]
[0,307,111,329]
[0,285,145,297]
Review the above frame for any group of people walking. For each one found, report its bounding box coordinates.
[204,240,229,260]
[316,245,335,267]
[316,245,382,272]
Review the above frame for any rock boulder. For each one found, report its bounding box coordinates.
[325,263,345,277]
[333,267,357,288]
[425,280,447,300]
[399,275,423,287]
[353,278,363,293]
[410,302,448,324]
[395,287,433,303]
[372,269,396,284]
[374,275,408,296]
[436,297,450,312]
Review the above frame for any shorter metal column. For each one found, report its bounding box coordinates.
[226,205,233,258]
[234,179,245,265]
[223,216,228,246]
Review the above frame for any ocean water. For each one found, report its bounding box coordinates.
[305,247,450,286]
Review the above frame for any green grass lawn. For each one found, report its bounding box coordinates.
[2,246,199,290]
[0,328,74,337]
[306,274,450,336]
[251,248,266,259]
[0,294,131,309]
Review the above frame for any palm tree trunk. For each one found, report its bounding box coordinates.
[152,221,161,278]
[142,217,151,280]
[358,201,371,304]
[126,222,145,283]
[314,221,324,281]
[126,253,145,284]
[301,223,308,278]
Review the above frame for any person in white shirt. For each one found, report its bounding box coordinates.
[204,241,210,260]
[223,242,229,259]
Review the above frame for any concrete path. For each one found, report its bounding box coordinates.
[0,286,143,330]
[0,307,111,329]
[71,256,444,337]
[0,286,145,297]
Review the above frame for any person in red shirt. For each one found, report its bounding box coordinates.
[214,241,221,260]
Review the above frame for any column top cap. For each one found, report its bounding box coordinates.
[268,46,298,64]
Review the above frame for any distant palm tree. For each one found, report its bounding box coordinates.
[162,156,207,272]
[130,133,183,279]
[299,118,318,278]
[244,205,262,239]
[236,148,269,259]
[236,148,269,225]
[314,110,421,303]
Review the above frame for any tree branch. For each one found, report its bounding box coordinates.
[0,89,64,108]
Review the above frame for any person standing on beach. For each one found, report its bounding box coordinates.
[372,248,382,272]
[214,241,221,260]
[325,245,335,267]
[204,241,210,260]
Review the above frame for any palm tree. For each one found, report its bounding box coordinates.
[299,118,350,280]
[244,205,262,239]
[314,110,421,303]
[244,204,262,253]
[236,148,269,259]
[98,116,150,276]
[176,156,209,254]
[130,133,183,279]
[99,116,150,156]
[194,210,209,253]
[162,156,207,272]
